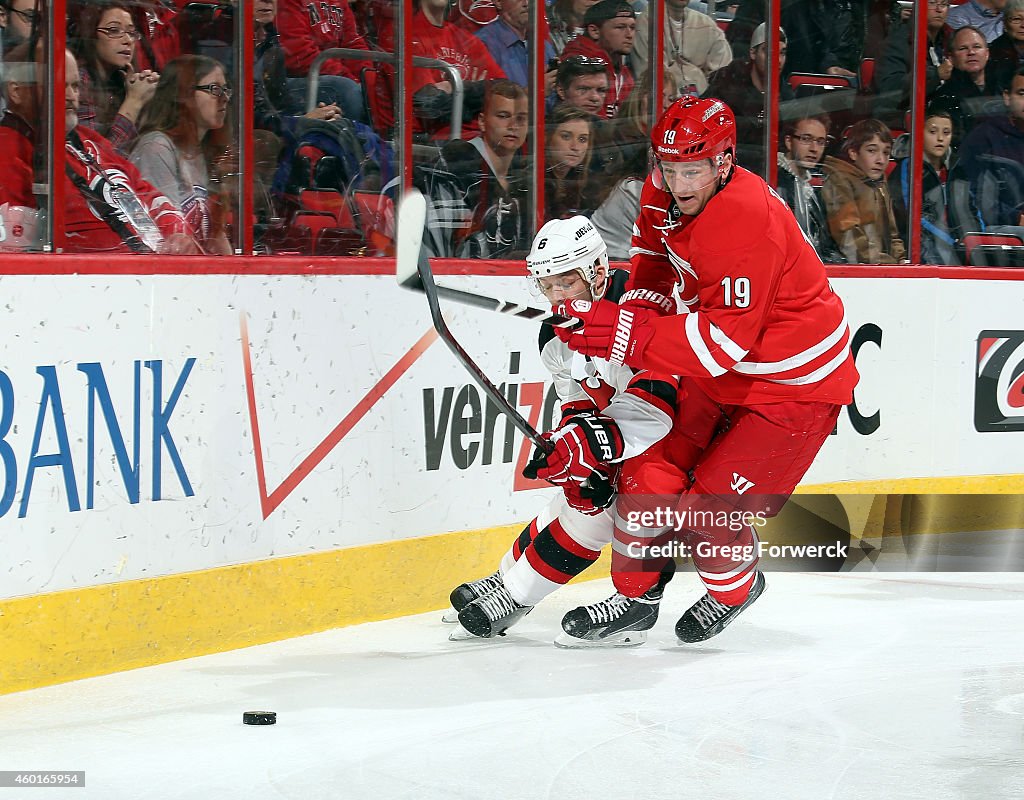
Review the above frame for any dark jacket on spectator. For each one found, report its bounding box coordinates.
[887,155,959,265]
[876,18,950,128]
[928,66,1005,145]
[415,137,530,258]
[776,153,845,263]
[727,0,863,75]
[953,114,1024,232]
[703,59,794,176]
[988,32,1024,92]
[254,23,300,136]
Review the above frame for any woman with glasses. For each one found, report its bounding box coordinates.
[1,0,41,55]
[130,55,234,255]
[989,0,1024,91]
[71,1,159,154]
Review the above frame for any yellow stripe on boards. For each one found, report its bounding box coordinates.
[798,474,1024,495]
[0,523,611,697]
[3,472,1019,696]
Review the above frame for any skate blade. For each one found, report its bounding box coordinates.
[448,624,492,642]
[441,607,459,623]
[553,630,648,649]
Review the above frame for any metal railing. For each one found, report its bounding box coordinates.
[306,48,465,139]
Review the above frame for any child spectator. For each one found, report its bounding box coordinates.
[71,1,159,154]
[887,107,959,265]
[544,104,593,219]
[131,55,234,255]
[822,118,906,263]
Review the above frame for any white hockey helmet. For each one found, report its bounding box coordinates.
[526,216,609,297]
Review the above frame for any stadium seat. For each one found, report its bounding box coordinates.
[788,73,854,97]
[315,228,366,256]
[859,57,875,93]
[299,189,355,227]
[292,211,338,244]
[963,232,1024,266]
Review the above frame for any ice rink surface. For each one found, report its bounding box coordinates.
[2,572,1023,800]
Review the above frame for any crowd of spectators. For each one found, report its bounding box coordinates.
[0,0,1021,264]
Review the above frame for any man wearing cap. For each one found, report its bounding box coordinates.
[703,22,794,176]
[561,0,636,117]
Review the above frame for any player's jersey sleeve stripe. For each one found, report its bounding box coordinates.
[707,322,749,363]
[733,313,848,375]
[686,313,729,377]
[762,342,851,385]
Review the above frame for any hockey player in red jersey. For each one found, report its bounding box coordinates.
[447,216,680,646]
[547,95,859,643]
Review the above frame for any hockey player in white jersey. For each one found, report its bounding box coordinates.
[447,216,680,646]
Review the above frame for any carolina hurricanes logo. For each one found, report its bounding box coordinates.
[975,331,1024,432]
[458,0,499,24]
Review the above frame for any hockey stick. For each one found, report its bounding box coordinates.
[397,189,553,454]
[394,199,575,329]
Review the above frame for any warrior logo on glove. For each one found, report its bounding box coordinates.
[522,412,625,486]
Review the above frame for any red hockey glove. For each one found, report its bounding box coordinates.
[619,288,676,316]
[522,412,624,485]
[555,299,658,366]
[558,400,598,426]
[562,471,617,516]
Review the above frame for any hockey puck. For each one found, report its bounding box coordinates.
[242,711,277,726]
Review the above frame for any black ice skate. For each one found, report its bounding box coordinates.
[451,585,533,640]
[555,587,664,648]
[556,563,675,648]
[675,571,767,644]
[441,570,504,623]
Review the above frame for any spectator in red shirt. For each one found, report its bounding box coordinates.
[276,0,371,124]
[0,46,196,253]
[560,0,636,118]
[376,0,506,139]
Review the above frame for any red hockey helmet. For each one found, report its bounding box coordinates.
[650,96,736,164]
